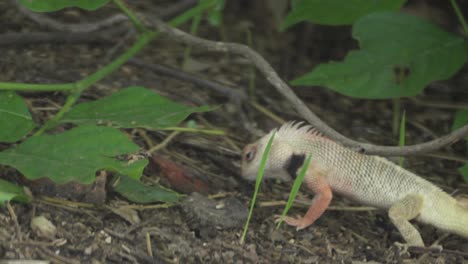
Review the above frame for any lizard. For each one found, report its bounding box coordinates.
[240,121,468,247]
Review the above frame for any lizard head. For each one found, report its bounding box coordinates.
[241,128,296,182]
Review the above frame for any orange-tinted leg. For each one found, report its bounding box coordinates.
[278,165,332,230]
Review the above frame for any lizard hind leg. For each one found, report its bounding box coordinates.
[388,194,425,247]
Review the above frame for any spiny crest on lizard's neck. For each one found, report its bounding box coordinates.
[275,121,326,142]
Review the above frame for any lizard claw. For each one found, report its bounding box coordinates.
[274,214,309,230]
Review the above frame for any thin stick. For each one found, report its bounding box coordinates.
[6,202,22,241]
[146,131,181,154]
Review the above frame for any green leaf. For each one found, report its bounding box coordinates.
[459,164,468,183]
[62,87,213,129]
[113,175,180,203]
[0,179,30,205]
[0,92,35,143]
[452,110,468,132]
[0,125,147,184]
[276,154,311,229]
[291,12,468,99]
[281,0,405,30]
[18,0,110,12]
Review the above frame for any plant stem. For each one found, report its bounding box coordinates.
[392,98,401,136]
[113,0,147,32]
[450,0,468,35]
[182,12,202,70]
[159,126,225,135]
[0,82,75,91]
[33,89,81,136]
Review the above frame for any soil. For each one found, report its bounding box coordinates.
[1,1,468,263]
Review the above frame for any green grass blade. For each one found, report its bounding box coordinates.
[276,154,311,229]
[240,130,276,244]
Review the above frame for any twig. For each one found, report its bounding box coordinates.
[410,97,468,110]
[0,27,128,46]
[13,0,128,32]
[416,233,448,263]
[129,58,248,102]
[250,101,286,125]
[152,0,198,20]
[146,232,153,257]
[422,152,468,163]
[148,17,468,156]
[146,131,181,154]
[6,202,22,242]
[39,247,81,264]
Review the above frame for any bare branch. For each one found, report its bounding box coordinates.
[13,0,128,33]
[149,17,468,156]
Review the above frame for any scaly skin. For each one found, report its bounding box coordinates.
[241,121,468,247]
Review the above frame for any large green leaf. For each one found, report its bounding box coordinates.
[452,110,468,132]
[281,0,405,29]
[62,87,212,129]
[0,91,35,143]
[0,125,147,184]
[18,0,110,12]
[291,12,468,99]
[459,164,468,183]
[113,175,180,203]
[0,179,30,205]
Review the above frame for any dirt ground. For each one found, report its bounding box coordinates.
[1,1,468,263]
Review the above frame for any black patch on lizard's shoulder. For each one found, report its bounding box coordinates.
[284,153,306,179]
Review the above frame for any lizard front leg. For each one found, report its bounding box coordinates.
[279,165,332,230]
[388,194,425,247]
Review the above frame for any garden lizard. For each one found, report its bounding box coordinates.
[241,121,468,247]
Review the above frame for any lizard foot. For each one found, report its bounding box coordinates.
[394,242,410,256]
[274,215,310,231]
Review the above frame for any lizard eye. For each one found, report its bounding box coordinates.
[244,146,256,162]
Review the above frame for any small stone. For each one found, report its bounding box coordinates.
[31,215,57,240]
[84,246,93,255]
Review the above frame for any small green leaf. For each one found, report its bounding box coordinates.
[281,0,405,30]
[113,175,180,203]
[0,91,35,143]
[0,125,147,184]
[18,0,110,12]
[240,130,276,244]
[0,179,30,205]
[459,164,468,183]
[452,110,468,132]
[62,87,212,129]
[276,154,311,229]
[291,12,468,99]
